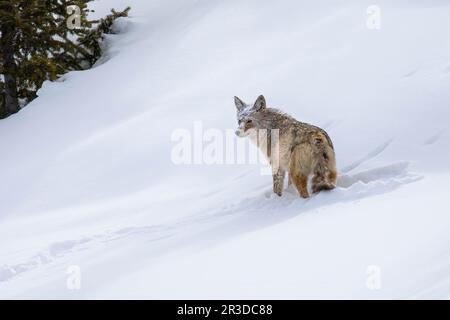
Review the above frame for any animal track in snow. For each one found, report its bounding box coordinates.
[0,161,421,283]
[338,161,414,188]
[0,225,174,282]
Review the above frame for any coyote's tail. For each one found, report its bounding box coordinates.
[311,131,337,193]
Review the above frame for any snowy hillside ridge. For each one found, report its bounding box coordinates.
[1,0,450,299]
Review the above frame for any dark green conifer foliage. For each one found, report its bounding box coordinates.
[0,0,130,119]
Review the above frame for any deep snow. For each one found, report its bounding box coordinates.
[0,0,449,299]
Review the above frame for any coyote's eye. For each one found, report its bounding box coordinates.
[246,119,253,124]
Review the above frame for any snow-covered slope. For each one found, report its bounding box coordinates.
[0,0,449,299]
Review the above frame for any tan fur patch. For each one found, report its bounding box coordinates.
[291,173,309,198]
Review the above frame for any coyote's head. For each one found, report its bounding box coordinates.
[234,95,266,137]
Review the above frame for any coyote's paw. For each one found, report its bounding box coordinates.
[299,190,310,199]
[274,190,283,197]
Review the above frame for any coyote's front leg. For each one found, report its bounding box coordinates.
[273,169,285,196]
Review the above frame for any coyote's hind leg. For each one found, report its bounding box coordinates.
[290,143,313,199]
[291,173,309,198]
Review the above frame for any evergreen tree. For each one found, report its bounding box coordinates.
[0,0,130,119]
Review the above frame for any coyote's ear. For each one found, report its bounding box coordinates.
[253,95,266,111]
[234,96,246,111]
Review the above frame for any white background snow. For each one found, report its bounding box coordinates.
[0,0,449,299]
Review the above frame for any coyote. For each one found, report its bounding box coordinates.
[234,95,337,198]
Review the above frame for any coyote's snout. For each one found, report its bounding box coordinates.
[234,95,337,198]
